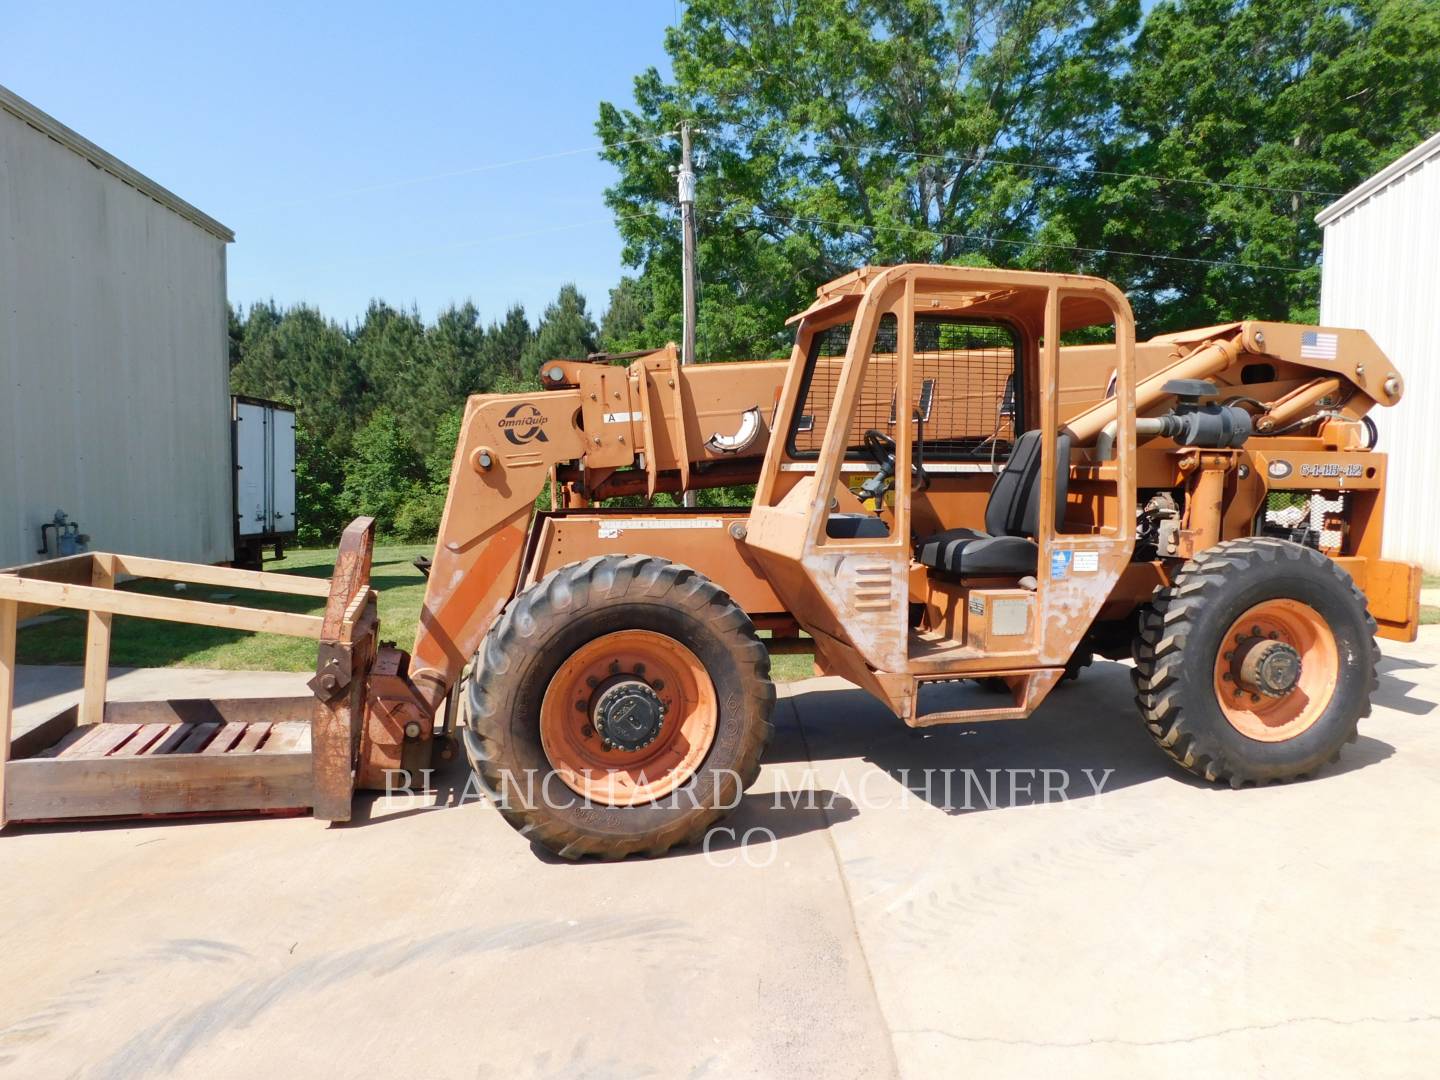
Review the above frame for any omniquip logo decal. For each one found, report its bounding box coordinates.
[498,402,549,446]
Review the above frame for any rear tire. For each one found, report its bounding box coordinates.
[465,556,774,859]
[1132,538,1378,785]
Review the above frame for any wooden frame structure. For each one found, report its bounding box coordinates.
[0,518,377,826]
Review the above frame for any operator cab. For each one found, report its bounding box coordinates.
[745,264,1136,693]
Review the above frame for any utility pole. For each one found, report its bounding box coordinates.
[678,121,699,507]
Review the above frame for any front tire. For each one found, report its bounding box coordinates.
[465,556,774,859]
[1132,538,1378,785]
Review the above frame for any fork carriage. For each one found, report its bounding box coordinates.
[0,518,380,825]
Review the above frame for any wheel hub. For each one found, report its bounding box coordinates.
[1211,598,1338,743]
[592,679,667,751]
[539,629,718,806]
[1237,638,1303,697]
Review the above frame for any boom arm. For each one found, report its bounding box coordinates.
[406,345,788,712]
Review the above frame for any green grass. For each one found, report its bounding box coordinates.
[16,545,432,671]
[767,652,816,682]
[1424,572,1440,590]
[1422,606,1440,627]
[16,543,819,680]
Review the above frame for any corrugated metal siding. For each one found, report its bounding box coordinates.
[0,106,232,568]
[1319,147,1440,571]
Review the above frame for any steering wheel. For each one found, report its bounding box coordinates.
[861,428,929,496]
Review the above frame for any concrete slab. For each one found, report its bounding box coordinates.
[799,630,1440,1079]
[1,632,1437,1078]
[0,672,894,1080]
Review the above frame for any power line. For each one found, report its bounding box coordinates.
[697,119,1342,199]
[288,186,1311,278]
[813,137,1344,200]
[261,132,675,209]
[703,202,1312,274]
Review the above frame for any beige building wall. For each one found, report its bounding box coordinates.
[0,86,234,568]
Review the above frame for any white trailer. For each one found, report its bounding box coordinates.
[231,396,297,568]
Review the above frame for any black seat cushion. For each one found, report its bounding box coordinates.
[985,429,1070,538]
[826,512,889,539]
[917,530,1038,576]
[915,429,1069,579]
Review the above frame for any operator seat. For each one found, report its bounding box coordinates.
[916,429,1070,577]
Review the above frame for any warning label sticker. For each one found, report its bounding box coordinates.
[1050,550,1072,580]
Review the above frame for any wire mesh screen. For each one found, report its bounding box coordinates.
[915,318,1018,459]
[1262,491,1348,554]
[789,320,853,456]
[788,315,1020,460]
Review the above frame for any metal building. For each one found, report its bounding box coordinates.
[0,85,234,568]
[1317,132,1440,571]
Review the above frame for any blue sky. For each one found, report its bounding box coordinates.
[4,0,677,327]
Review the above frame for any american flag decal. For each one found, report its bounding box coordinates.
[1301,331,1338,360]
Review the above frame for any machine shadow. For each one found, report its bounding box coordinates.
[344,654,1402,852]
[770,659,1396,817]
[1373,654,1438,717]
[523,790,859,865]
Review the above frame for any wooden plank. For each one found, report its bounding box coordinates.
[202,722,248,755]
[63,723,142,758]
[232,724,272,754]
[111,554,333,598]
[173,722,222,754]
[258,722,311,754]
[49,724,111,757]
[0,553,95,579]
[0,554,95,621]
[145,723,193,756]
[10,705,79,761]
[101,697,312,727]
[110,723,171,757]
[80,554,115,727]
[3,752,314,821]
[0,599,16,826]
[0,577,323,640]
[34,725,96,759]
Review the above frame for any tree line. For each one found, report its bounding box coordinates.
[228,284,643,543]
[598,0,1439,356]
[231,0,1438,546]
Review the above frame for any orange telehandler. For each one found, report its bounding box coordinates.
[0,265,1420,858]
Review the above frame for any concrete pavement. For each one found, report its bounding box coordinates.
[1,631,1437,1079]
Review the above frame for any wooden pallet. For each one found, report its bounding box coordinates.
[37,719,312,760]
[2,700,317,822]
[0,518,378,827]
